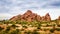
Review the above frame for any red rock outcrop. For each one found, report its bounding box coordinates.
[10,10,51,22]
[10,16,18,21]
[57,16,60,20]
[36,15,42,21]
[44,13,51,21]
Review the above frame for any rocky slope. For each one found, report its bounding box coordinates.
[10,10,51,22]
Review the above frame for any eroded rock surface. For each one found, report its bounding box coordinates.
[10,10,51,22]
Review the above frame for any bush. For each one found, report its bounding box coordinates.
[11,24,17,28]
[22,25,28,29]
[50,29,55,33]
[57,25,60,27]
[5,26,10,32]
[24,31,32,34]
[10,29,19,34]
[0,27,4,31]
[32,30,40,34]
[55,28,60,31]
[37,27,41,29]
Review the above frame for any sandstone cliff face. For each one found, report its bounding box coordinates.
[10,10,51,22]
[45,13,51,21]
[10,16,18,21]
[10,14,21,21]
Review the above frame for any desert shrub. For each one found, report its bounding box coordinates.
[11,24,17,28]
[32,31,39,34]
[44,29,47,31]
[0,27,4,31]
[20,28,25,31]
[10,29,19,34]
[32,30,40,34]
[21,21,28,25]
[57,24,60,27]
[37,27,41,29]
[55,28,60,31]
[22,25,28,29]
[37,23,41,30]
[5,26,10,32]
[3,20,11,24]
[24,30,32,34]
[0,31,9,34]
[50,29,55,33]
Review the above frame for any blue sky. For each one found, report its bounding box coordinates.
[0,0,60,20]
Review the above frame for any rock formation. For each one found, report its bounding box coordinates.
[10,10,51,22]
[57,16,60,20]
[44,13,51,21]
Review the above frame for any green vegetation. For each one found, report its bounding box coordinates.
[0,27,4,31]
[0,19,60,34]
[50,29,55,33]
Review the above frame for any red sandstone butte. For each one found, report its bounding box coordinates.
[10,10,51,22]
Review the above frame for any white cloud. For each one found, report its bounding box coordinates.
[0,0,60,20]
[0,13,13,20]
[34,9,60,20]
